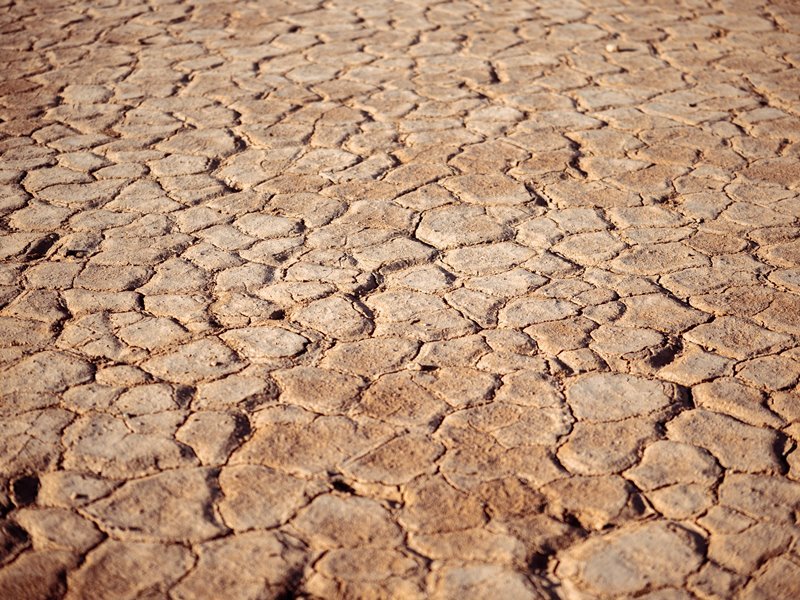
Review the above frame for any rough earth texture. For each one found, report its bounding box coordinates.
[1,0,800,598]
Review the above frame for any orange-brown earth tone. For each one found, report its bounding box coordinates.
[1,0,799,598]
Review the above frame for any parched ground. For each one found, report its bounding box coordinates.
[1,0,799,597]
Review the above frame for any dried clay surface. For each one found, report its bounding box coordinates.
[1,0,800,598]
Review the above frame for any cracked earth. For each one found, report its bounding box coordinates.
[1,0,799,597]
